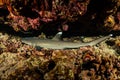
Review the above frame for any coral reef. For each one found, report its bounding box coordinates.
[0,0,120,79]
[0,0,88,31]
[0,0,120,35]
[0,33,120,79]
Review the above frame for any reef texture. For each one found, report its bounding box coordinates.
[0,33,120,79]
[0,0,120,80]
[0,0,120,34]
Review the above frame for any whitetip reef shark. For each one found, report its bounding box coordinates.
[21,32,113,49]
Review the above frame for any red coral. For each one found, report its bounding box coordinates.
[8,15,41,31]
[0,0,89,31]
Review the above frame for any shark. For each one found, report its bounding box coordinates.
[21,32,113,49]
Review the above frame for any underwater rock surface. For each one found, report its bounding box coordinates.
[0,0,120,35]
[0,33,120,79]
[0,0,120,79]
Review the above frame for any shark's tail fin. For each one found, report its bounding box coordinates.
[89,34,113,46]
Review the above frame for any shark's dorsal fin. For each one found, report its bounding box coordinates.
[52,32,62,41]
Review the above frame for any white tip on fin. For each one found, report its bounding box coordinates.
[109,34,113,37]
[52,32,62,41]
